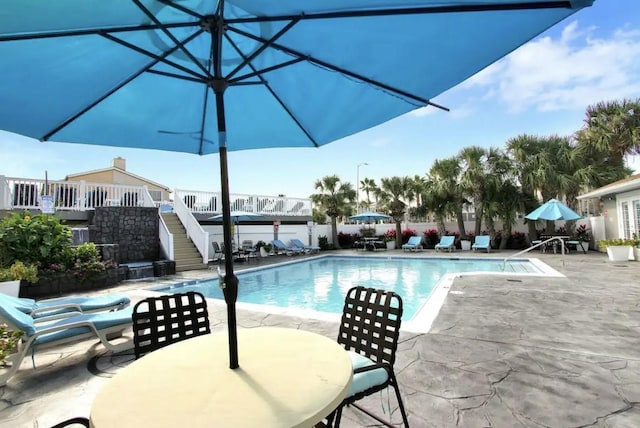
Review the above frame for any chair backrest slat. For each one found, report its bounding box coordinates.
[132,291,210,359]
[337,286,402,366]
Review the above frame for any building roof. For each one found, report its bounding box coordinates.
[65,166,170,191]
[577,173,640,200]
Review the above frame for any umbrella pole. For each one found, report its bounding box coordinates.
[219,138,239,369]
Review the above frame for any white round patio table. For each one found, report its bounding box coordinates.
[90,327,352,428]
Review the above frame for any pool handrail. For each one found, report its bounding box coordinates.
[503,236,567,268]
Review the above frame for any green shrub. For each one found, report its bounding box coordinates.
[597,239,636,251]
[0,261,38,283]
[0,211,72,268]
[0,324,23,366]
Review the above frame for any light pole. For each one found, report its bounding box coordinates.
[356,162,368,214]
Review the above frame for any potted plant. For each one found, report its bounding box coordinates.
[384,229,396,250]
[597,239,635,262]
[0,323,23,385]
[460,234,473,251]
[0,261,38,297]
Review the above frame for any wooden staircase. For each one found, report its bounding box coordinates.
[161,213,208,272]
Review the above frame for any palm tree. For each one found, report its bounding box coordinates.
[426,157,467,238]
[577,99,640,167]
[360,177,378,212]
[376,176,411,247]
[310,175,356,249]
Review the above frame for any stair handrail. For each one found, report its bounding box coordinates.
[174,194,209,263]
[158,211,174,261]
[503,236,567,268]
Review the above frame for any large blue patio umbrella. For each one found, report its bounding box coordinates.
[525,199,582,221]
[0,0,593,369]
[349,211,391,223]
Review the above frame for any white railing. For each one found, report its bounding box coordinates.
[174,194,209,264]
[158,211,174,261]
[174,189,312,216]
[504,236,568,267]
[0,176,156,211]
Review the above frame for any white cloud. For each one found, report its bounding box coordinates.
[461,20,640,113]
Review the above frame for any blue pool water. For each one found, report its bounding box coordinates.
[158,256,543,320]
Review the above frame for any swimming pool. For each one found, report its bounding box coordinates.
[157,255,552,324]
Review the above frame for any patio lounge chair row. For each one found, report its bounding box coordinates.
[0,293,133,386]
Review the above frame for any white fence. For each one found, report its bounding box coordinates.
[0,176,156,211]
[174,189,312,216]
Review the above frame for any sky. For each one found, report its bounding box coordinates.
[2,0,640,201]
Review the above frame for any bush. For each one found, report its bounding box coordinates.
[0,261,38,283]
[0,324,23,367]
[597,239,636,250]
[401,228,417,244]
[383,229,396,242]
[423,229,439,248]
[318,235,332,250]
[0,211,72,268]
[338,232,357,248]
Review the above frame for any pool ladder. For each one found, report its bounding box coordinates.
[503,236,568,268]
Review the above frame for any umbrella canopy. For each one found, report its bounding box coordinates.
[0,1,593,369]
[208,211,262,245]
[525,199,582,221]
[349,211,391,222]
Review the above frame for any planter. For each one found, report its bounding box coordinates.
[460,240,471,251]
[386,241,396,250]
[0,280,21,297]
[634,247,640,261]
[606,246,633,262]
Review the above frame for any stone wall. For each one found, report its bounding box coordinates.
[89,207,159,263]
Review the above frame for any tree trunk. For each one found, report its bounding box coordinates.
[456,209,467,239]
[331,217,340,249]
[395,221,402,247]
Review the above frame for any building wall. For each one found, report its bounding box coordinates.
[67,170,170,201]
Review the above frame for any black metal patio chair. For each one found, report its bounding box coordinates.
[132,291,211,359]
[326,286,409,427]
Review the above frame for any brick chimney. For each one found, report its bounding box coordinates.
[112,157,126,171]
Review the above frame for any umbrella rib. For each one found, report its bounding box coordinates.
[146,69,203,83]
[0,22,196,42]
[133,0,210,76]
[228,57,307,84]
[227,26,448,112]
[100,31,209,82]
[42,31,203,141]
[223,33,320,147]
[226,18,301,80]
[225,1,576,24]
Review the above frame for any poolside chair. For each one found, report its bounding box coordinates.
[132,291,210,359]
[434,235,455,252]
[0,294,133,386]
[472,235,491,253]
[210,241,224,261]
[325,286,409,428]
[2,293,130,320]
[401,235,423,252]
[290,238,320,253]
[271,239,303,255]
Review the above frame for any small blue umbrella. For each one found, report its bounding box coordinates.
[349,211,391,222]
[0,0,593,369]
[525,199,582,221]
[208,211,262,246]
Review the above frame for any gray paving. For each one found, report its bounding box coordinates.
[1,250,639,427]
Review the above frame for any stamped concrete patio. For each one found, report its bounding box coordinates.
[1,250,639,427]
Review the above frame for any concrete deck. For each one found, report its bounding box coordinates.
[1,250,639,427]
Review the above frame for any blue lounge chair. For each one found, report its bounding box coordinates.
[434,235,455,252]
[472,235,491,253]
[401,236,423,252]
[0,294,133,385]
[271,239,303,255]
[2,293,130,319]
[290,238,320,253]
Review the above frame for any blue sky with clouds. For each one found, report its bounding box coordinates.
[2,0,640,200]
